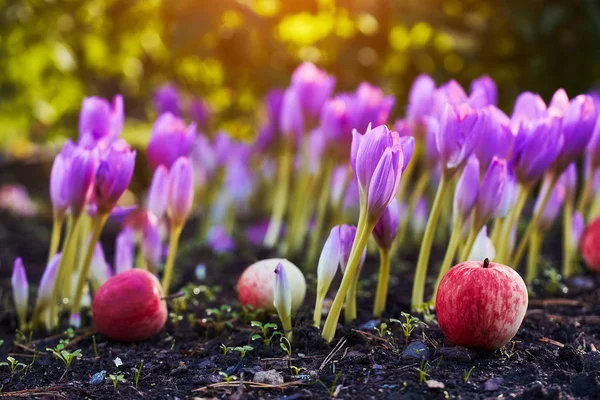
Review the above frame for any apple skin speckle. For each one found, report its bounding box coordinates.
[436,260,528,351]
[237,258,306,312]
[581,217,600,272]
[92,269,168,342]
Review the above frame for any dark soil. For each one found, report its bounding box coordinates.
[1,210,600,399]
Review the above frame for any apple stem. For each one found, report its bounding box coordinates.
[483,258,490,268]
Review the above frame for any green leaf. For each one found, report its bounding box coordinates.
[250,321,262,327]
[251,334,261,340]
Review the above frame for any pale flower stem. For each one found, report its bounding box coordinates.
[264,148,293,247]
[161,223,184,294]
[373,247,391,317]
[321,213,373,342]
[313,294,325,327]
[71,213,109,319]
[48,215,64,264]
[344,270,360,323]
[410,174,449,312]
[496,185,531,263]
[526,229,543,283]
[431,216,464,305]
[562,197,575,278]
[306,159,335,269]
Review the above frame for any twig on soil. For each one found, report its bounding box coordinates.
[319,338,347,371]
[13,343,46,354]
[193,379,304,392]
[65,329,96,349]
[539,337,565,348]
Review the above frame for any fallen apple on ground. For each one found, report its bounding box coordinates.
[436,258,528,351]
[92,269,168,341]
[580,217,600,272]
[237,258,306,312]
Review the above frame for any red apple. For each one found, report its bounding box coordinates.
[436,259,528,351]
[237,258,306,312]
[580,217,600,271]
[92,269,167,342]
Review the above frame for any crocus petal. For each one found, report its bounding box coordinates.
[316,226,341,296]
[407,74,436,120]
[366,147,403,221]
[453,155,480,222]
[147,165,169,219]
[555,95,597,171]
[279,87,304,142]
[372,200,400,250]
[50,154,71,218]
[154,84,181,116]
[470,75,497,106]
[115,227,134,274]
[291,62,336,118]
[147,113,196,171]
[167,157,195,227]
[399,136,415,173]
[467,226,496,261]
[11,258,28,320]
[38,254,61,306]
[535,181,566,231]
[69,147,99,218]
[474,157,508,226]
[273,263,292,318]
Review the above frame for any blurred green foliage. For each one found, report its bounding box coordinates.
[1,0,600,153]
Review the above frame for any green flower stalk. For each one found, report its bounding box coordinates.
[263,145,294,247]
[372,201,400,317]
[306,158,335,267]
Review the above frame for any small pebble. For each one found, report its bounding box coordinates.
[89,370,107,385]
[568,276,595,290]
[426,380,445,389]
[402,341,430,360]
[359,320,380,330]
[484,377,503,391]
[195,264,207,281]
[253,369,284,385]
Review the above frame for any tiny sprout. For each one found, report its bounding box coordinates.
[218,371,237,383]
[280,336,304,375]
[390,312,427,345]
[374,322,391,338]
[416,358,430,384]
[92,335,99,359]
[463,366,475,383]
[0,356,26,377]
[135,360,143,389]
[250,321,282,346]
[232,345,253,359]
[220,343,230,355]
[46,343,82,371]
[109,373,126,389]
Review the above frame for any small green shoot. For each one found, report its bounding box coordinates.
[220,343,230,355]
[46,343,82,371]
[463,366,475,383]
[135,360,143,389]
[374,322,391,338]
[232,345,253,359]
[250,321,282,345]
[92,335,99,359]
[416,358,430,384]
[391,312,427,345]
[280,337,305,375]
[109,373,126,389]
[0,356,27,377]
[218,371,237,382]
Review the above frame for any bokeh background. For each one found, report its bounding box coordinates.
[2,0,600,156]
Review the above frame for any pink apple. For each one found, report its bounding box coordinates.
[92,269,168,342]
[237,258,306,312]
[436,259,528,351]
[580,217,600,272]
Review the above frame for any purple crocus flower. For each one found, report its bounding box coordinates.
[436,103,480,174]
[432,80,468,117]
[511,117,563,185]
[348,82,395,133]
[78,95,124,146]
[147,165,169,220]
[407,74,436,122]
[473,106,513,171]
[372,200,400,250]
[351,125,404,222]
[273,262,292,321]
[50,153,71,219]
[317,226,342,296]
[147,113,196,171]
[399,136,415,173]
[423,117,440,168]
[167,157,194,227]
[338,225,366,272]
[246,220,270,246]
[69,147,99,218]
[266,89,285,128]
[554,95,597,172]
[548,88,570,117]
[279,87,305,142]
[115,227,134,274]
[142,213,162,269]
[511,92,547,127]
[95,140,136,214]
[495,166,517,218]
[561,163,577,200]
[320,96,350,150]
[207,226,236,254]
[11,257,28,328]
[290,62,335,119]
[474,157,508,226]
[453,155,480,222]
[154,84,181,116]
[586,115,600,169]
[38,253,61,307]
[411,197,428,236]
[190,97,211,129]
[535,181,566,231]
[470,75,497,107]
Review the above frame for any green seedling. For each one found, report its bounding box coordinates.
[0,356,26,377]
[135,360,143,389]
[374,322,391,338]
[109,373,126,389]
[204,304,234,331]
[92,335,99,359]
[219,371,238,383]
[46,343,82,371]
[416,358,430,384]
[391,312,427,345]
[280,337,305,375]
[251,321,282,345]
[232,345,253,360]
[220,343,230,355]
[463,366,475,383]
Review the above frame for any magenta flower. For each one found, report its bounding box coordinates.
[495,166,517,218]
[399,136,415,173]
[154,84,181,116]
[147,113,196,171]
[291,62,335,119]
[190,97,211,129]
[320,97,350,148]
[167,157,194,227]
[351,125,404,222]
[436,103,480,173]
[69,147,99,218]
[279,87,304,142]
[407,74,436,121]
[554,95,597,172]
[548,88,570,117]
[348,82,395,132]
[38,253,61,307]
[473,106,513,171]
[95,140,136,214]
[11,257,28,328]
[423,116,440,168]
[511,92,547,127]
[50,153,71,219]
[453,155,480,222]
[470,75,497,107]
[339,224,366,272]
[78,95,124,146]
[432,80,468,117]
[147,165,169,219]
[474,157,508,226]
[511,117,563,185]
[372,200,400,250]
